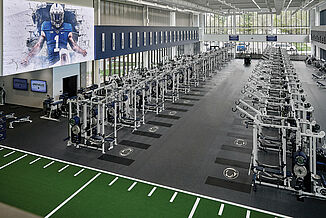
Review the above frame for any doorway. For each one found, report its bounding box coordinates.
[63,75,77,98]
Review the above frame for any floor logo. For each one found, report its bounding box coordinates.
[119,148,133,157]
[149,126,159,133]
[223,168,239,180]
[234,139,247,147]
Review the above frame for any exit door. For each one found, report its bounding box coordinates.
[63,75,77,97]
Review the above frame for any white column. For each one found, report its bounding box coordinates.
[94,0,101,85]
[170,12,177,58]
[199,13,205,53]
[143,6,149,69]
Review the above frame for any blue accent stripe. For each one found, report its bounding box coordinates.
[95,25,199,60]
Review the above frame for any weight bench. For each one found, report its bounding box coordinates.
[312,74,323,80]
[316,81,326,89]
[9,116,32,129]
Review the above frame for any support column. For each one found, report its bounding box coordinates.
[143,6,149,69]
[170,12,177,58]
[199,13,205,53]
[94,0,101,85]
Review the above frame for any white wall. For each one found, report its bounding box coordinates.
[53,64,80,100]
[0,68,53,108]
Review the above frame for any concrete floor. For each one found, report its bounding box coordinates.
[2,59,326,218]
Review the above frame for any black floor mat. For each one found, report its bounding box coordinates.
[165,107,188,112]
[132,130,162,138]
[181,97,201,101]
[156,114,181,120]
[119,140,151,149]
[221,145,252,154]
[215,157,249,169]
[186,93,205,97]
[147,121,173,127]
[173,103,194,107]
[205,176,251,193]
[98,154,134,166]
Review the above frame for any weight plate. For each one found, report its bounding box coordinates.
[223,168,239,180]
[295,155,306,166]
[119,148,133,157]
[149,126,159,133]
[72,125,81,135]
[293,165,307,178]
[320,189,326,196]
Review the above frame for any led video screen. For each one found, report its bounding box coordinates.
[13,78,28,91]
[31,80,47,93]
[3,1,94,76]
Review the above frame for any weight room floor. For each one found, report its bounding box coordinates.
[0,59,325,218]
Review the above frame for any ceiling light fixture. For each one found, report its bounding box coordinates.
[251,0,261,9]
[285,0,293,11]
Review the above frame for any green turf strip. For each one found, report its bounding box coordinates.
[52,174,197,218]
[0,148,285,218]
[0,153,97,217]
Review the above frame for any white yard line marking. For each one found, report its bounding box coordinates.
[29,158,41,165]
[128,182,137,192]
[43,161,55,169]
[218,204,225,216]
[0,145,289,218]
[188,197,200,218]
[74,169,84,177]
[148,187,157,197]
[44,173,101,218]
[108,177,118,186]
[169,192,178,203]
[246,210,251,218]
[58,165,69,173]
[3,151,15,157]
[0,154,27,170]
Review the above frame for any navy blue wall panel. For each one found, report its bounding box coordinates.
[95,26,199,60]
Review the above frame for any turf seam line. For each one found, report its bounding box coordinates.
[58,165,69,173]
[169,192,178,203]
[3,151,15,157]
[0,145,289,218]
[74,169,84,177]
[246,210,251,218]
[188,197,200,218]
[29,158,41,165]
[148,187,157,197]
[128,182,137,191]
[43,161,55,169]
[44,173,101,218]
[109,177,118,186]
[0,154,27,170]
[218,204,224,216]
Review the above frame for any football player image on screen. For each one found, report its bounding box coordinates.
[21,3,87,67]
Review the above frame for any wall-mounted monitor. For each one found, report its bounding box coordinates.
[3,1,94,76]
[266,35,278,42]
[31,80,47,93]
[229,35,239,41]
[13,78,28,91]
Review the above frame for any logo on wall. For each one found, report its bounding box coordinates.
[3,1,94,76]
